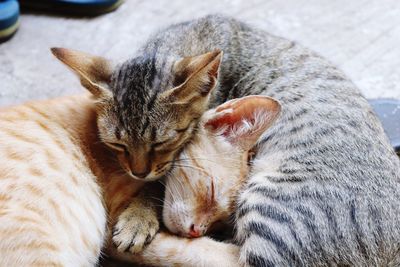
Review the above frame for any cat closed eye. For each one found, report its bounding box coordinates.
[176,120,196,133]
[175,126,190,133]
[106,142,128,152]
[152,140,168,149]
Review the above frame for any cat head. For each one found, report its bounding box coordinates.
[51,48,222,181]
[162,95,281,238]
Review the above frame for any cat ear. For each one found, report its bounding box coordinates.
[51,47,113,99]
[162,50,222,106]
[204,96,281,151]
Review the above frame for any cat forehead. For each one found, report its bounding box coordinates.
[107,55,179,139]
[110,53,175,101]
[103,103,178,144]
[178,133,242,173]
[111,56,158,105]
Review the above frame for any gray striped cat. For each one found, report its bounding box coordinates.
[56,15,400,266]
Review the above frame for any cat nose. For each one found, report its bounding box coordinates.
[131,171,150,179]
[189,224,201,238]
[129,151,151,179]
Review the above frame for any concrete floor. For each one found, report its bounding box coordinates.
[0,0,400,107]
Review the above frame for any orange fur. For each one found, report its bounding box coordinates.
[0,94,145,266]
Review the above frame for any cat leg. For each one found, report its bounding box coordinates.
[110,232,241,267]
[112,183,161,253]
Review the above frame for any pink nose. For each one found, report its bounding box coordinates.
[189,224,201,238]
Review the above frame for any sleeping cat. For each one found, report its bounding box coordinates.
[107,95,280,267]
[0,94,163,265]
[54,14,400,265]
[0,91,252,266]
[158,94,400,267]
[121,92,400,267]
[161,95,281,239]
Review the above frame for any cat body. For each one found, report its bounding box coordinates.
[0,94,151,266]
[119,15,400,266]
[5,13,400,266]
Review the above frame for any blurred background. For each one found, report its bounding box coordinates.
[1,0,400,107]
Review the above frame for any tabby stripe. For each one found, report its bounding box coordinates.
[35,120,68,152]
[44,149,62,171]
[0,223,50,237]
[237,204,292,224]
[247,186,292,202]
[48,199,68,226]
[350,200,370,260]
[69,173,79,186]
[1,127,40,145]
[20,202,49,220]
[238,203,305,250]
[240,186,335,256]
[229,66,257,99]
[12,215,41,224]
[140,118,151,136]
[28,167,44,177]
[245,221,300,264]
[321,203,341,254]
[54,181,76,200]
[26,105,51,120]
[0,193,11,202]
[11,240,59,252]
[286,108,309,122]
[294,203,329,261]
[25,183,45,197]
[246,251,275,267]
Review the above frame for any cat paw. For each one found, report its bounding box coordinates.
[112,203,159,254]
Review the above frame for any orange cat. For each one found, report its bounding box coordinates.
[0,84,281,267]
[0,93,158,266]
[0,42,275,267]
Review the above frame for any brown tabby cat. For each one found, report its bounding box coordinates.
[50,47,223,254]
[0,45,223,265]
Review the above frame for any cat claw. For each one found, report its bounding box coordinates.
[112,205,159,254]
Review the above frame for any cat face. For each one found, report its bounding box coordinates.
[52,48,222,181]
[163,96,281,237]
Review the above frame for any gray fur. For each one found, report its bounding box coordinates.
[112,15,400,266]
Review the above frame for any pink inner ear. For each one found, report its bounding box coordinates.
[205,106,253,137]
[205,96,280,138]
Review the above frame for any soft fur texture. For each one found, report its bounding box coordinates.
[0,94,163,266]
[51,46,223,182]
[163,96,281,238]
[2,14,400,267]
[114,15,400,266]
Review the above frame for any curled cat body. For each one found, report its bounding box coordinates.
[149,17,400,266]
[95,15,400,266]
[0,91,240,267]
[3,13,400,267]
[0,94,163,266]
[160,94,400,267]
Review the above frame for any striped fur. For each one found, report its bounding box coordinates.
[114,15,400,266]
[52,46,222,182]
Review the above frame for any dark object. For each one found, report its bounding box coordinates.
[19,0,124,16]
[369,98,400,155]
[0,0,19,43]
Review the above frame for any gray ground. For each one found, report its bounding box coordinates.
[0,0,399,107]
